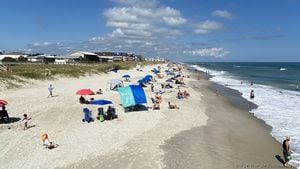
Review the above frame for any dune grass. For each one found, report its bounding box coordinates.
[0,61,161,83]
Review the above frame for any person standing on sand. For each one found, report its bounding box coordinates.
[22,114,31,130]
[283,137,292,167]
[151,83,154,92]
[47,84,54,98]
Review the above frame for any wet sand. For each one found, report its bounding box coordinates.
[161,72,292,169]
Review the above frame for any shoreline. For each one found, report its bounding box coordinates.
[161,69,293,169]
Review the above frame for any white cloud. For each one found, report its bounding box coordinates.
[194,20,222,34]
[212,10,234,19]
[184,48,230,57]
[103,2,187,42]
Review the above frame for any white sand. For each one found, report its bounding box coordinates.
[0,64,207,169]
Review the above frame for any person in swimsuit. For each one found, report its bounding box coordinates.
[22,114,31,130]
[282,136,291,167]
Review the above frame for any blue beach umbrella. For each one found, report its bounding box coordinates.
[154,70,160,74]
[90,99,113,105]
[122,74,130,78]
[166,79,173,82]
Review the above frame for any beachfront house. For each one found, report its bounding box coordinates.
[95,52,122,62]
[54,55,81,64]
[27,54,56,63]
[70,51,100,62]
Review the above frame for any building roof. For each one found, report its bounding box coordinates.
[70,51,98,57]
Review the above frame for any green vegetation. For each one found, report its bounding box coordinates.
[0,61,162,86]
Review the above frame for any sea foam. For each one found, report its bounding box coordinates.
[192,65,300,168]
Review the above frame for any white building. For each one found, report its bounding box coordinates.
[0,52,28,61]
[70,51,100,61]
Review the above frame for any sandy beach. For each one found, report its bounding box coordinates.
[0,64,290,169]
[0,64,208,169]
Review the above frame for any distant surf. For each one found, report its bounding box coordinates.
[190,62,300,168]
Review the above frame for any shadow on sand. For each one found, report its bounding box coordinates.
[0,117,21,124]
[275,155,285,164]
[124,105,148,113]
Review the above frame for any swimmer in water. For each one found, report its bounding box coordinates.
[250,90,255,99]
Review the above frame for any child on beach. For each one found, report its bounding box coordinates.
[42,133,57,149]
[22,114,31,130]
[168,102,179,109]
[47,84,54,98]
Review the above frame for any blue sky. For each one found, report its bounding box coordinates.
[0,0,299,61]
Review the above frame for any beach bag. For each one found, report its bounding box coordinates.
[99,115,104,122]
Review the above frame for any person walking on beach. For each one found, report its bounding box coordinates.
[47,84,54,98]
[151,83,154,92]
[282,137,291,167]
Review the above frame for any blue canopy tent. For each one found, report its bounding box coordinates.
[145,75,153,79]
[137,75,152,85]
[117,85,147,108]
[143,76,152,82]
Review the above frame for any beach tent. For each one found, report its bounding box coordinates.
[107,79,123,90]
[137,75,152,84]
[145,75,153,79]
[117,85,147,108]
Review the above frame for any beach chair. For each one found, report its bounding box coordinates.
[151,98,155,104]
[97,107,105,122]
[83,108,93,123]
[97,107,104,116]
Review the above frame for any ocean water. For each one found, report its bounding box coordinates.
[190,62,300,168]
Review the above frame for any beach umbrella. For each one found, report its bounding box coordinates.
[166,79,173,82]
[122,74,130,78]
[154,70,160,74]
[0,99,8,107]
[76,89,95,95]
[90,99,113,105]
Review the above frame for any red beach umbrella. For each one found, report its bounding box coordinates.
[0,99,8,107]
[76,89,95,95]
